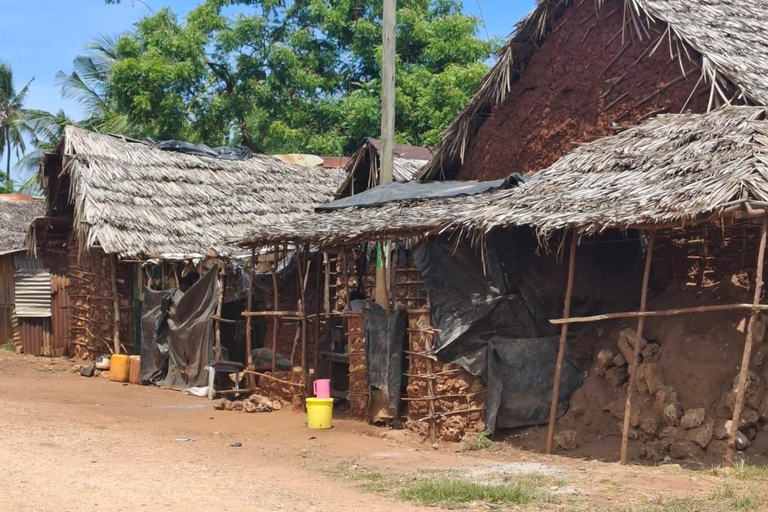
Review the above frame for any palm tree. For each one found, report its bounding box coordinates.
[15,109,74,194]
[0,62,33,193]
[56,35,135,135]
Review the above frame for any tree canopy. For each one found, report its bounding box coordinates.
[99,0,499,155]
[0,62,33,192]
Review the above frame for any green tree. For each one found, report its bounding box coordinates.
[0,62,33,193]
[100,0,500,155]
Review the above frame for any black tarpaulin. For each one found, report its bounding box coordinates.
[139,287,175,384]
[364,303,406,421]
[161,267,219,390]
[153,140,252,161]
[412,241,584,433]
[315,175,525,212]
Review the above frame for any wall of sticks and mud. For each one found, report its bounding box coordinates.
[518,223,768,465]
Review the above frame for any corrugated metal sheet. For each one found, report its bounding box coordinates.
[19,317,50,356]
[0,253,15,346]
[14,269,51,317]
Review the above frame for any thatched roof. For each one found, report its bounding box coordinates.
[0,195,45,254]
[468,106,768,237]
[335,138,432,197]
[47,126,345,259]
[236,106,768,247]
[419,0,768,181]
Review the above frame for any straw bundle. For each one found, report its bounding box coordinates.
[52,126,345,259]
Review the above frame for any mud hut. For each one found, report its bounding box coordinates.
[0,195,53,354]
[335,138,432,198]
[33,125,345,380]
[236,106,768,466]
[419,0,768,181]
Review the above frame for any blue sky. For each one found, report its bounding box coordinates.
[0,0,534,175]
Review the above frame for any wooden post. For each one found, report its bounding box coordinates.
[620,230,656,464]
[271,245,280,373]
[110,254,120,355]
[380,0,396,186]
[341,246,350,309]
[546,231,578,454]
[214,261,225,361]
[726,216,768,465]
[323,251,331,317]
[299,244,310,378]
[245,248,256,390]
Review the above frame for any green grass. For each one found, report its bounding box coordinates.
[730,463,768,481]
[0,341,13,352]
[464,430,494,451]
[398,475,557,508]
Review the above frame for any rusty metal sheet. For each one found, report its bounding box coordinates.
[19,316,50,356]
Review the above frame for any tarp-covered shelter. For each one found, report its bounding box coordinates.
[33,125,345,389]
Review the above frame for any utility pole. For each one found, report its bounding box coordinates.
[380,0,396,186]
[375,0,396,310]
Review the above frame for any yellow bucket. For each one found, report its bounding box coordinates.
[306,398,334,429]
[109,354,131,382]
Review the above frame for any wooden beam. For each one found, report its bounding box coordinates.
[214,262,225,361]
[271,245,280,373]
[245,248,256,390]
[110,254,120,355]
[549,303,768,325]
[727,216,768,465]
[620,230,656,465]
[546,232,578,454]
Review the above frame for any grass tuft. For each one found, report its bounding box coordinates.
[398,474,557,508]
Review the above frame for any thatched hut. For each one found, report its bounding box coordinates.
[0,195,53,354]
[235,106,768,465]
[34,126,345,371]
[418,0,768,181]
[335,138,432,198]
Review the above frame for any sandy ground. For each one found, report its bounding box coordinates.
[0,353,727,512]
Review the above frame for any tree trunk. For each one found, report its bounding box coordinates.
[4,126,11,191]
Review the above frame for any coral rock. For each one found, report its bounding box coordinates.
[663,403,683,427]
[685,417,714,448]
[668,440,698,460]
[605,366,629,388]
[679,408,706,429]
[554,430,577,451]
[596,349,614,369]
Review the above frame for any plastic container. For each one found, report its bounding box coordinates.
[306,398,334,429]
[128,355,141,384]
[109,354,131,382]
[313,379,331,399]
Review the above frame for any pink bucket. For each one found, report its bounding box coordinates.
[313,379,331,399]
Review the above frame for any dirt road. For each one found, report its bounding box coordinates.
[0,353,740,511]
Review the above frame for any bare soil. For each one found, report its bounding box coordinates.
[0,352,738,511]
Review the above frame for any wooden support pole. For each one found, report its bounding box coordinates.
[245,248,256,390]
[110,254,120,355]
[341,246,350,309]
[271,245,279,373]
[620,230,656,465]
[300,244,310,378]
[214,261,225,362]
[314,251,322,371]
[546,232,578,454]
[726,216,768,465]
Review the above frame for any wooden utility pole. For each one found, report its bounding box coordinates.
[380,0,396,186]
[375,0,396,309]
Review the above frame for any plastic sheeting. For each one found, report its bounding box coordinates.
[412,241,584,433]
[316,174,526,211]
[161,268,219,390]
[364,303,406,421]
[139,288,175,384]
[153,140,252,161]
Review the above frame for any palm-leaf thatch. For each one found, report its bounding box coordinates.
[236,106,768,247]
[418,0,768,181]
[468,105,768,236]
[0,195,44,253]
[47,126,345,259]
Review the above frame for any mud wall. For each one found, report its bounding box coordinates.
[459,0,725,181]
